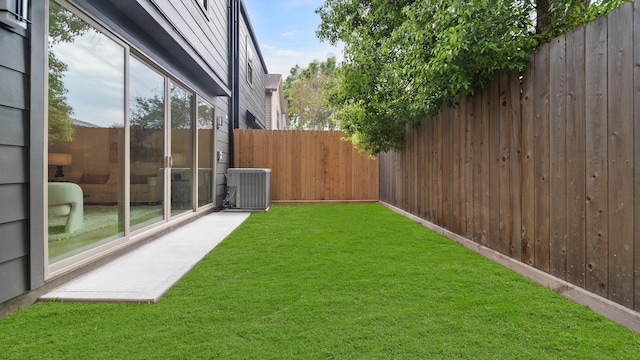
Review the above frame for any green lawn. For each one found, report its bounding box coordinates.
[1,203,639,359]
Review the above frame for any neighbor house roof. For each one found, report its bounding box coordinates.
[265,74,282,91]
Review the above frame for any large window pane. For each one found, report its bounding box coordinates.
[47,1,125,262]
[129,57,165,231]
[197,100,214,207]
[170,82,194,215]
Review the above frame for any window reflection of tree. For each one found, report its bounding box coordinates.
[170,84,193,130]
[48,1,90,143]
[130,92,164,162]
[197,102,214,129]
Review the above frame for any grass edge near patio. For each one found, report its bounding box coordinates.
[0,203,638,359]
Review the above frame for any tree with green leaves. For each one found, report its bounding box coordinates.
[48,1,91,142]
[317,0,630,155]
[284,57,340,130]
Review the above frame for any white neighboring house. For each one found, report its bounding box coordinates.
[265,74,289,130]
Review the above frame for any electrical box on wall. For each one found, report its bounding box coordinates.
[0,0,29,29]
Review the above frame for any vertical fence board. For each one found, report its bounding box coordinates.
[418,123,427,220]
[549,35,568,279]
[472,92,483,243]
[499,71,513,256]
[465,97,475,239]
[403,131,410,210]
[444,108,454,229]
[521,55,536,266]
[566,26,587,287]
[481,87,491,246]
[585,15,609,298]
[459,101,468,236]
[429,117,437,222]
[411,128,421,214]
[509,72,522,261]
[436,112,444,224]
[534,44,551,272]
[635,0,640,311]
[452,105,461,233]
[607,3,634,308]
[291,132,301,199]
[488,77,501,251]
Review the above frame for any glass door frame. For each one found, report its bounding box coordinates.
[46,0,132,277]
[45,0,218,279]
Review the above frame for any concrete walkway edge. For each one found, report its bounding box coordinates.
[41,211,250,303]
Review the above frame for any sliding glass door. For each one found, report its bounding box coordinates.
[197,100,215,208]
[169,83,194,216]
[47,1,126,262]
[129,57,165,231]
[46,0,217,268]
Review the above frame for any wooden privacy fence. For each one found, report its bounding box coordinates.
[234,130,379,202]
[380,1,640,311]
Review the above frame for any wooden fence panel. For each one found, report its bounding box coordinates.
[428,117,436,222]
[534,44,551,273]
[566,26,587,288]
[509,71,522,261]
[453,105,461,233]
[488,77,501,253]
[480,87,490,246]
[378,1,640,311]
[521,54,536,267]
[234,130,379,202]
[472,93,484,244]
[634,0,640,312]
[585,14,609,298]
[607,3,634,308]
[498,71,514,257]
[465,98,475,240]
[549,35,568,279]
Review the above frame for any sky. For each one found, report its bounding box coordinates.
[242,0,343,78]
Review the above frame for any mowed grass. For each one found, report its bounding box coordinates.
[1,203,639,359]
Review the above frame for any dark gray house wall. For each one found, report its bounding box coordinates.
[0,23,31,303]
[214,97,230,206]
[235,1,267,130]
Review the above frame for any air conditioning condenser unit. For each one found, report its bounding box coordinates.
[225,168,271,211]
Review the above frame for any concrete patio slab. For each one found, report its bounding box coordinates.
[41,211,250,303]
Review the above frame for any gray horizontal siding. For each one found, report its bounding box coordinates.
[156,0,229,85]
[0,146,27,184]
[0,184,27,224]
[0,257,29,303]
[0,29,26,73]
[0,221,28,264]
[0,25,29,305]
[0,66,27,109]
[0,106,27,146]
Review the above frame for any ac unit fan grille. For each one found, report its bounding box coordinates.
[227,168,271,210]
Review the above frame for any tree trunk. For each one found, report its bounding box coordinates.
[536,0,550,34]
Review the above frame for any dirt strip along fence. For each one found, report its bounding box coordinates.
[234,130,379,202]
[380,1,640,311]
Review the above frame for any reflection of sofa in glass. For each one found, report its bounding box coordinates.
[72,166,211,205]
[48,182,84,233]
[77,162,162,204]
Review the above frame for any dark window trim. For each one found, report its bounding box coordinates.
[246,35,253,86]
[195,0,209,21]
